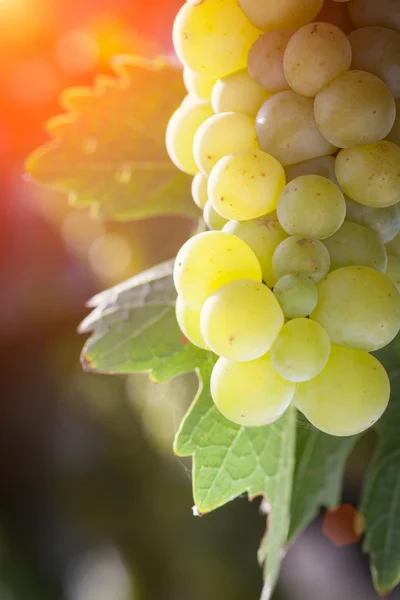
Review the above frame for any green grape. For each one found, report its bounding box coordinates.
[237,0,323,31]
[311,266,400,351]
[208,149,286,221]
[191,172,208,209]
[256,91,336,166]
[277,175,345,239]
[174,231,262,310]
[283,22,352,97]
[272,236,330,282]
[385,254,400,292]
[348,0,400,32]
[193,112,258,176]
[210,354,295,427]
[295,345,390,436]
[166,101,213,174]
[200,280,284,361]
[386,99,400,145]
[323,221,387,272]
[349,27,400,100]
[270,318,331,382]
[211,70,272,118]
[175,296,208,349]
[285,155,338,184]
[172,0,261,78]
[183,68,217,101]
[247,30,294,92]
[223,214,288,287]
[203,200,228,230]
[345,197,400,244]
[386,231,400,259]
[314,70,396,148]
[273,273,318,318]
[335,141,400,207]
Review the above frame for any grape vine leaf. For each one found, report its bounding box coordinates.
[25,55,200,221]
[174,357,297,597]
[79,260,206,381]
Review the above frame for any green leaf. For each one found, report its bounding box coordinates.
[175,358,297,595]
[79,260,206,380]
[288,417,358,542]
[25,55,200,221]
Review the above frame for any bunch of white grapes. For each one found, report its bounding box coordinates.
[167,0,400,437]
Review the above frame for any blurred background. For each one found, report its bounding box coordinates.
[0,0,399,598]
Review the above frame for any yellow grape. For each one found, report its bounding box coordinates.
[191,172,208,209]
[203,200,228,230]
[211,354,295,427]
[247,30,294,92]
[193,112,258,176]
[173,231,262,310]
[323,221,388,272]
[348,0,400,32]
[183,68,217,101]
[385,255,400,292]
[237,0,323,32]
[311,266,400,351]
[172,0,261,78]
[208,149,286,221]
[273,273,318,318]
[272,236,330,282]
[175,296,208,349]
[200,280,284,361]
[270,318,331,382]
[211,70,272,118]
[166,101,213,174]
[295,345,390,437]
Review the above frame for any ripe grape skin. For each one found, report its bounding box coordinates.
[277,174,345,239]
[191,172,208,209]
[314,70,396,148]
[323,221,388,272]
[175,296,208,349]
[183,68,217,101]
[172,0,261,78]
[247,30,294,93]
[208,149,286,221]
[237,0,323,32]
[211,70,272,118]
[273,274,318,318]
[285,155,338,184]
[345,197,400,244]
[272,236,330,283]
[348,0,400,32]
[385,255,400,292]
[386,99,400,145]
[283,22,352,98]
[203,200,228,230]
[200,280,284,361]
[314,0,354,34]
[210,354,295,427]
[166,101,214,175]
[193,112,258,176]
[256,91,336,166]
[311,266,400,351]
[223,214,288,287]
[173,231,262,310]
[335,141,400,208]
[270,318,331,382]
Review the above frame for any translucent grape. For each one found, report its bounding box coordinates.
[208,149,286,221]
[277,175,345,239]
[295,345,390,436]
[237,0,323,32]
[285,155,338,184]
[314,70,396,148]
[345,196,400,244]
[386,99,400,145]
[211,354,295,427]
[191,172,208,209]
[256,91,336,166]
[335,141,400,208]
[223,214,288,287]
[272,236,330,282]
[175,296,208,349]
[270,318,331,382]
[324,221,387,272]
[385,254,400,292]
[247,30,293,92]
[283,23,352,97]
[203,200,228,230]
[349,27,400,100]
[183,68,217,101]
[200,280,284,361]
[386,231,400,259]
[193,112,258,176]
[348,0,400,32]
[166,101,213,174]
[273,273,318,318]
[173,231,262,310]
[311,266,400,351]
[172,0,261,78]
[211,70,272,118]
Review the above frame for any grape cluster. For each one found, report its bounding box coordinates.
[167,0,400,437]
